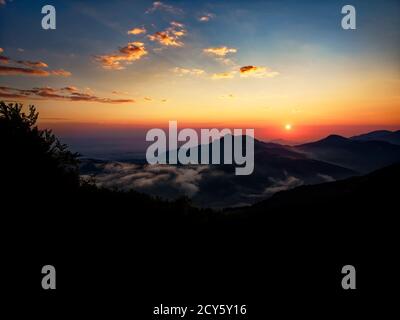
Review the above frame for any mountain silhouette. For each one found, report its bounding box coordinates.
[85,134,356,207]
[351,130,400,145]
[295,134,400,173]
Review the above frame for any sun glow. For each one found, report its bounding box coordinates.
[285,124,292,131]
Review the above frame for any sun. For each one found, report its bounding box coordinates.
[285,124,292,131]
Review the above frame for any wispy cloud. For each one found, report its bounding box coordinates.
[0,66,70,77]
[210,65,279,80]
[145,1,184,15]
[112,90,129,95]
[264,175,303,196]
[203,46,237,57]
[211,71,236,79]
[172,67,205,76]
[148,21,186,47]
[127,27,146,35]
[16,60,48,68]
[198,13,216,22]
[239,65,279,78]
[0,86,134,103]
[95,42,148,70]
[0,49,71,77]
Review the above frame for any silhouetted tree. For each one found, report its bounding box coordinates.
[0,101,207,222]
[0,101,80,195]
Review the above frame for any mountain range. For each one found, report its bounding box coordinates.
[294,134,400,173]
[81,129,400,208]
[350,130,400,145]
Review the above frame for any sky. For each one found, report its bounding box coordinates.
[1,0,400,151]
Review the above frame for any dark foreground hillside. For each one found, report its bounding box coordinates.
[1,102,398,317]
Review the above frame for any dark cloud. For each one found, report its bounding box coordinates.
[0,86,135,104]
[0,66,52,76]
[16,60,48,68]
[0,49,71,76]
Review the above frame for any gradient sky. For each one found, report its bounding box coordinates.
[1,0,400,145]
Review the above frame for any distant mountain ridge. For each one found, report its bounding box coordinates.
[351,130,400,145]
[82,135,356,208]
[80,129,400,207]
[294,133,400,173]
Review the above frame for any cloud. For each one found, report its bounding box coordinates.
[51,69,72,76]
[172,67,205,76]
[0,86,135,103]
[87,162,207,197]
[0,0,6,5]
[209,66,278,80]
[264,175,303,196]
[0,66,70,76]
[148,21,186,47]
[211,71,236,79]
[239,65,279,78]
[62,86,79,93]
[95,41,148,70]
[317,174,335,182]
[0,50,71,76]
[203,46,237,57]
[112,90,129,95]
[127,27,146,35]
[15,60,48,68]
[145,1,183,15]
[0,49,48,68]
[198,13,216,22]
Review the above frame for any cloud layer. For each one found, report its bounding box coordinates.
[0,86,134,103]
[0,48,71,77]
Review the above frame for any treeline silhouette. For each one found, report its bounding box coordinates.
[0,102,215,227]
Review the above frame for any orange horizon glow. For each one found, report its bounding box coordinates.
[38,117,400,144]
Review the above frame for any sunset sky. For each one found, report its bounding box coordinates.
[1,0,400,146]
